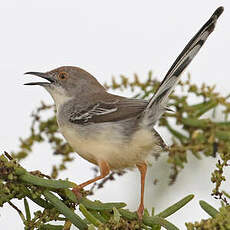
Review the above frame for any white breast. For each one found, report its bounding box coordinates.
[59,122,162,170]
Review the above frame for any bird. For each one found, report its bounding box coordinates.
[24,7,223,219]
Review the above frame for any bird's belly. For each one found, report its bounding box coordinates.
[59,123,161,170]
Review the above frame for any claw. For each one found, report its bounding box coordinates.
[137,204,144,220]
[72,185,83,199]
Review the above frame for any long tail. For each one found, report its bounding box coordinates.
[143,6,224,125]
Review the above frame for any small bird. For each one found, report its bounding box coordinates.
[25,7,223,219]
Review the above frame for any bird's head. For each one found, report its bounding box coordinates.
[25,66,105,106]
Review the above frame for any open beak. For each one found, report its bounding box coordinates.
[24,72,54,86]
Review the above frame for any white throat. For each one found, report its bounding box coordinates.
[46,86,72,111]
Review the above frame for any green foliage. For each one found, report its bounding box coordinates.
[0,152,195,229]
[186,200,230,230]
[1,72,230,229]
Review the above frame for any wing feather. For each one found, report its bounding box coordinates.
[69,98,148,125]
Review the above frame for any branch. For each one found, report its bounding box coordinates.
[0,152,196,230]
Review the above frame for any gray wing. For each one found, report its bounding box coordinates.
[68,97,168,150]
[144,7,223,124]
[69,97,148,125]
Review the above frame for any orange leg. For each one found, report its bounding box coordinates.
[73,160,110,195]
[136,162,147,220]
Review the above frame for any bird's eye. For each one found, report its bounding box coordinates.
[58,72,68,80]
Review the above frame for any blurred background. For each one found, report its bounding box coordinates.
[0,0,229,229]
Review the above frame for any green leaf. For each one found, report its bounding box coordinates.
[40,224,64,230]
[199,200,219,217]
[23,198,31,221]
[193,100,218,118]
[181,118,210,128]
[15,167,27,176]
[157,194,194,218]
[90,210,107,223]
[118,209,137,220]
[165,122,188,143]
[98,210,111,221]
[143,216,179,230]
[19,186,53,209]
[113,207,121,222]
[27,195,54,209]
[222,190,230,199]
[19,173,74,189]
[216,131,230,141]
[151,207,155,216]
[88,225,97,230]
[79,197,126,211]
[151,225,161,230]
[79,204,102,227]
[63,189,77,203]
[216,122,230,127]
[43,190,87,230]
[144,208,150,217]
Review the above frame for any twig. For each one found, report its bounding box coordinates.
[4,151,13,160]
[8,201,26,223]
[30,170,51,179]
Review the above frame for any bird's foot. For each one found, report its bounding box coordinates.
[72,185,83,200]
[137,204,144,220]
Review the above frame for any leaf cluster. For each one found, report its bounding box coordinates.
[0,152,195,229]
[186,201,230,230]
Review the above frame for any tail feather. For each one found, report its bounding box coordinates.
[143,7,224,125]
